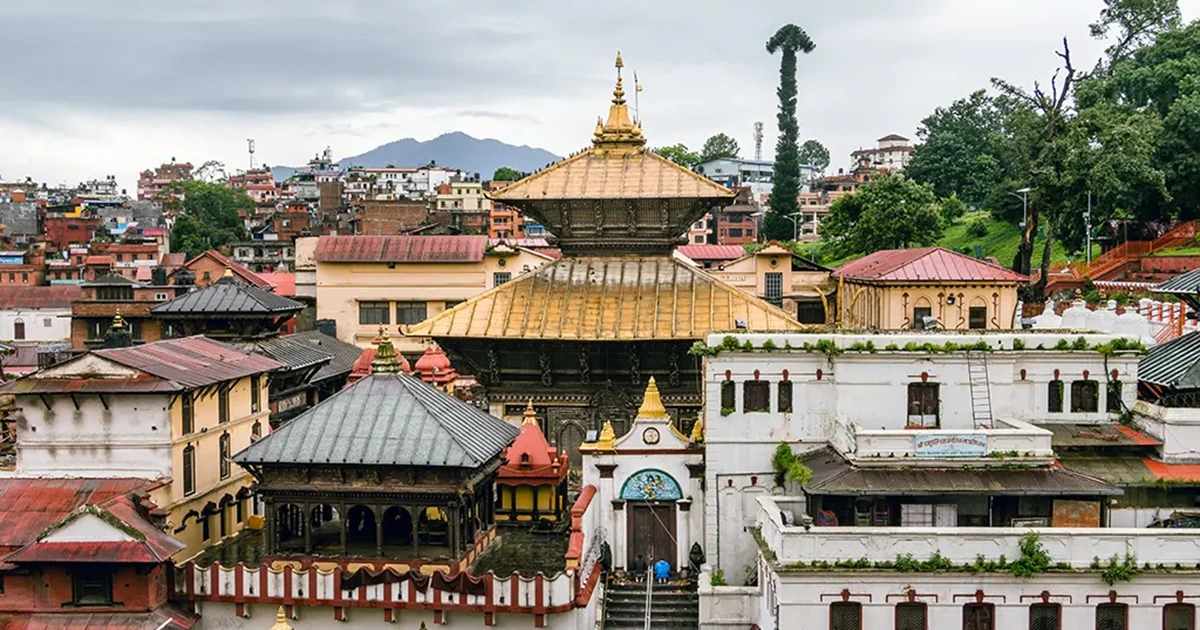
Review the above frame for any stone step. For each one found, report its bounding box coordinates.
[605,613,699,628]
[606,604,697,616]
[607,592,698,603]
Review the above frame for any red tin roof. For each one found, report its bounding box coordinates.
[0,607,197,630]
[315,235,488,263]
[0,479,151,553]
[94,335,284,389]
[5,541,162,564]
[834,247,1028,283]
[258,272,296,297]
[180,250,271,288]
[677,244,747,262]
[0,285,81,309]
[84,255,113,265]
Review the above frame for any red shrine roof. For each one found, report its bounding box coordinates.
[499,403,569,486]
[414,346,457,385]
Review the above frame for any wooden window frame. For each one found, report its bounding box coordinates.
[829,601,863,630]
[1095,602,1128,630]
[963,602,996,630]
[1106,380,1123,413]
[1048,380,1064,413]
[720,381,735,412]
[894,601,928,630]
[183,445,196,496]
[71,567,113,606]
[1164,603,1195,630]
[778,380,794,413]
[219,433,231,480]
[1071,380,1100,413]
[968,305,987,329]
[358,301,390,326]
[743,380,771,413]
[251,375,261,414]
[1029,602,1062,630]
[181,393,194,435]
[907,382,940,428]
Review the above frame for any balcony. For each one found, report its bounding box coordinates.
[756,495,1200,569]
[843,417,1055,465]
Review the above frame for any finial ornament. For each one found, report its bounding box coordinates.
[615,50,624,70]
[269,606,293,630]
[522,399,538,425]
[594,53,644,149]
[636,376,669,419]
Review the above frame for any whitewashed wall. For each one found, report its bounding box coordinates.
[0,308,71,342]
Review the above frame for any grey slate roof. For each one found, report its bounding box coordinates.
[286,330,362,382]
[237,336,333,372]
[151,281,303,316]
[86,273,143,286]
[1151,268,1200,296]
[0,203,40,237]
[234,373,519,468]
[1139,331,1200,389]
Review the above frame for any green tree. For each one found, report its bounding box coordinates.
[169,180,252,258]
[797,139,830,172]
[939,193,968,226]
[1089,0,1181,64]
[763,24,816,242]
[653,144,701,168]
[818,174,944,256]
[700,134,741,162]
[492,167,522,181]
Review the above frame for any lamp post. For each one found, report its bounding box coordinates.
[784,212,801,242]
[1011,187,1032,229]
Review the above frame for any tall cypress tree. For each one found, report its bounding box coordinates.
[764,25,816,242]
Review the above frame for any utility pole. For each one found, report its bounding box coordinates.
[754,122,764,161]
[1086,191,1093,265]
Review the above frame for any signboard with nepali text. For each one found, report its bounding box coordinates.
[913,433,987,457]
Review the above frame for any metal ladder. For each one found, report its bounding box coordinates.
[966,350,994,429]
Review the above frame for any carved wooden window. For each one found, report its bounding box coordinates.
[1164,604,1194,630]
[1029,603,1061,630]
[743,380,770,413]
[1095,603,1126,630]
[829,602,861,630]
[1071,380,1099,413]
[1106,380,1123,413]
[907,383,940,428]
[777,380,793,413]
[1048,380,1064,413]
[895,602,927,630]
[963,603,995,630]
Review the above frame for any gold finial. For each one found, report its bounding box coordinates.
[593,53,644,149]
[689,417,704,443]
[269,606,292,630]
[222,266,234,279]
[522,399,538,425]
[370,327,402,374]
[111,312,126,329]
[636,376,668,420]
[595,421,616,449]
[615,51,623,70]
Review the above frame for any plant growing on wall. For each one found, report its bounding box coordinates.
[771,442,814,487]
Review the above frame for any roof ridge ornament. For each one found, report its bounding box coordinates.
[522,399,538,425]
[593,51,645,150]
[636,376,668,420]
[370,327,403,374]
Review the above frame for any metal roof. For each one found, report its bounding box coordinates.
[407,256,804,340]
[1139,331,1200,388]
[800,447,1118,496]
[286,330,363,382]
[150,280,303,316]
[677,245,746,261]
[234,373,519,469]
[1046,423,1161,449]
[0,285,80,309]
[1152,267,1200,296]
[0,479,151,552]
[490,148,735,201]
[178,250,272,288]
[834,247,1028,283]
[237,336,332,372]
[0,608,197,630]
[314,235,488,263]
[258,272,296,297]
[93,336,284,389]
[85,272,142,286]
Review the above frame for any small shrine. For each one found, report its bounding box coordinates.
[581,377,704,573]
[495,401,570,522]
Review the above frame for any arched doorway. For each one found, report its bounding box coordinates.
[556,421,586,469]
[620,469,683,571]
[346,505,376,548]
[310,504,341,552]
[382,506,412,548]
[274,503,305,551]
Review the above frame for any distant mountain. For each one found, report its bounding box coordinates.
[270,132,561,182]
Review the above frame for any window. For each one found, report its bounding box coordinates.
[219,387,229,424]
[251,375,261,413]
[1164,603,1194,630]
[21,272,27,283]
[13,318,24,340]
[895,602,927,630]
[796,299,825,324]
[71,568,113,606]
[963,603,995,630]
[219,433,231,480]
[493,272,512,286]
[96,285,134,301]
[201,514,211,541]
[1106,380,1123,413]
[913,306,933,329]
[395,301,428,325]
[830,602,862,630]
[764,272,783,307]
[181,393,194,434]
[359,301,390,325]
[728,228,743,237]
[1071,380,1099,412]
[907,383,940,428]
[183,445,195,496]
[1095,603,1126,630]
[236,499,244,523]
[1030,603,1061,630]
[743,380,770,413]
[251,421,262,441]
[1048,380,1064,413]
[969,306,987,329]
[778,380,793,413]
[43,318,51,328]
[720,380,735,412]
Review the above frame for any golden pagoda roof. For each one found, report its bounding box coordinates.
[407,256,803,341]
[491,53,734,202]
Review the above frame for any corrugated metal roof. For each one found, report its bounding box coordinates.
[314,235,487,263]
[407,256,804,340]
[85,272,141,286]
[677,245,746,261]
[179,250,272,288]
[490,149,735,201]
[1152,267,1200,296]
[0,608,197,630]
[258,272,296,297]
[234,373,519,468]
[1139,331,1200,388]
[150,281,303,316]
[286,330,363,382]
[5,541,162,564]
[0,479,151,552]
[834,247,1028,283]
[94,336,285,389]
[237,336,332,372]
[801,447,1118,495]
[0,285,81,309]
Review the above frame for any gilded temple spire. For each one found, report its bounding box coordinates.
[594,51,644,150]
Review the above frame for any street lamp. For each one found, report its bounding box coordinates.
[784,212,801,242]
[1011,187,1032,229]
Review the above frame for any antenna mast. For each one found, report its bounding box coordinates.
[247,138,256,171]
[634,71,642,126]
[754,122,764,160]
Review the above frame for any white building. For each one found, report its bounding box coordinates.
[850,133,915,172]
[693,157,817,200]
[0,286,77,343]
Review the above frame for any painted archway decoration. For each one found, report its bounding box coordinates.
[619,468,683,501]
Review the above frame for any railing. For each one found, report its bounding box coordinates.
[1046,221,1198,286]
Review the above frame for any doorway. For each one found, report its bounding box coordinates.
[626,503,676,570]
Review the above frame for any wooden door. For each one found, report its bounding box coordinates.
[627,503,676,571]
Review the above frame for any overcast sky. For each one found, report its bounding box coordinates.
[3,0,1198,192]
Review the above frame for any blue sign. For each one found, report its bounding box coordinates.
[914,434,987,458]
[619,469,683,501]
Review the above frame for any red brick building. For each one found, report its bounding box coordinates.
[43,213,100,252]
[0,249,45,286]
[353,199,428,235]
[486,181,526,240]
[70,274,180,348]
[175,250,272,288]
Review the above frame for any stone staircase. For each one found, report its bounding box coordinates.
[603,580,699,629]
